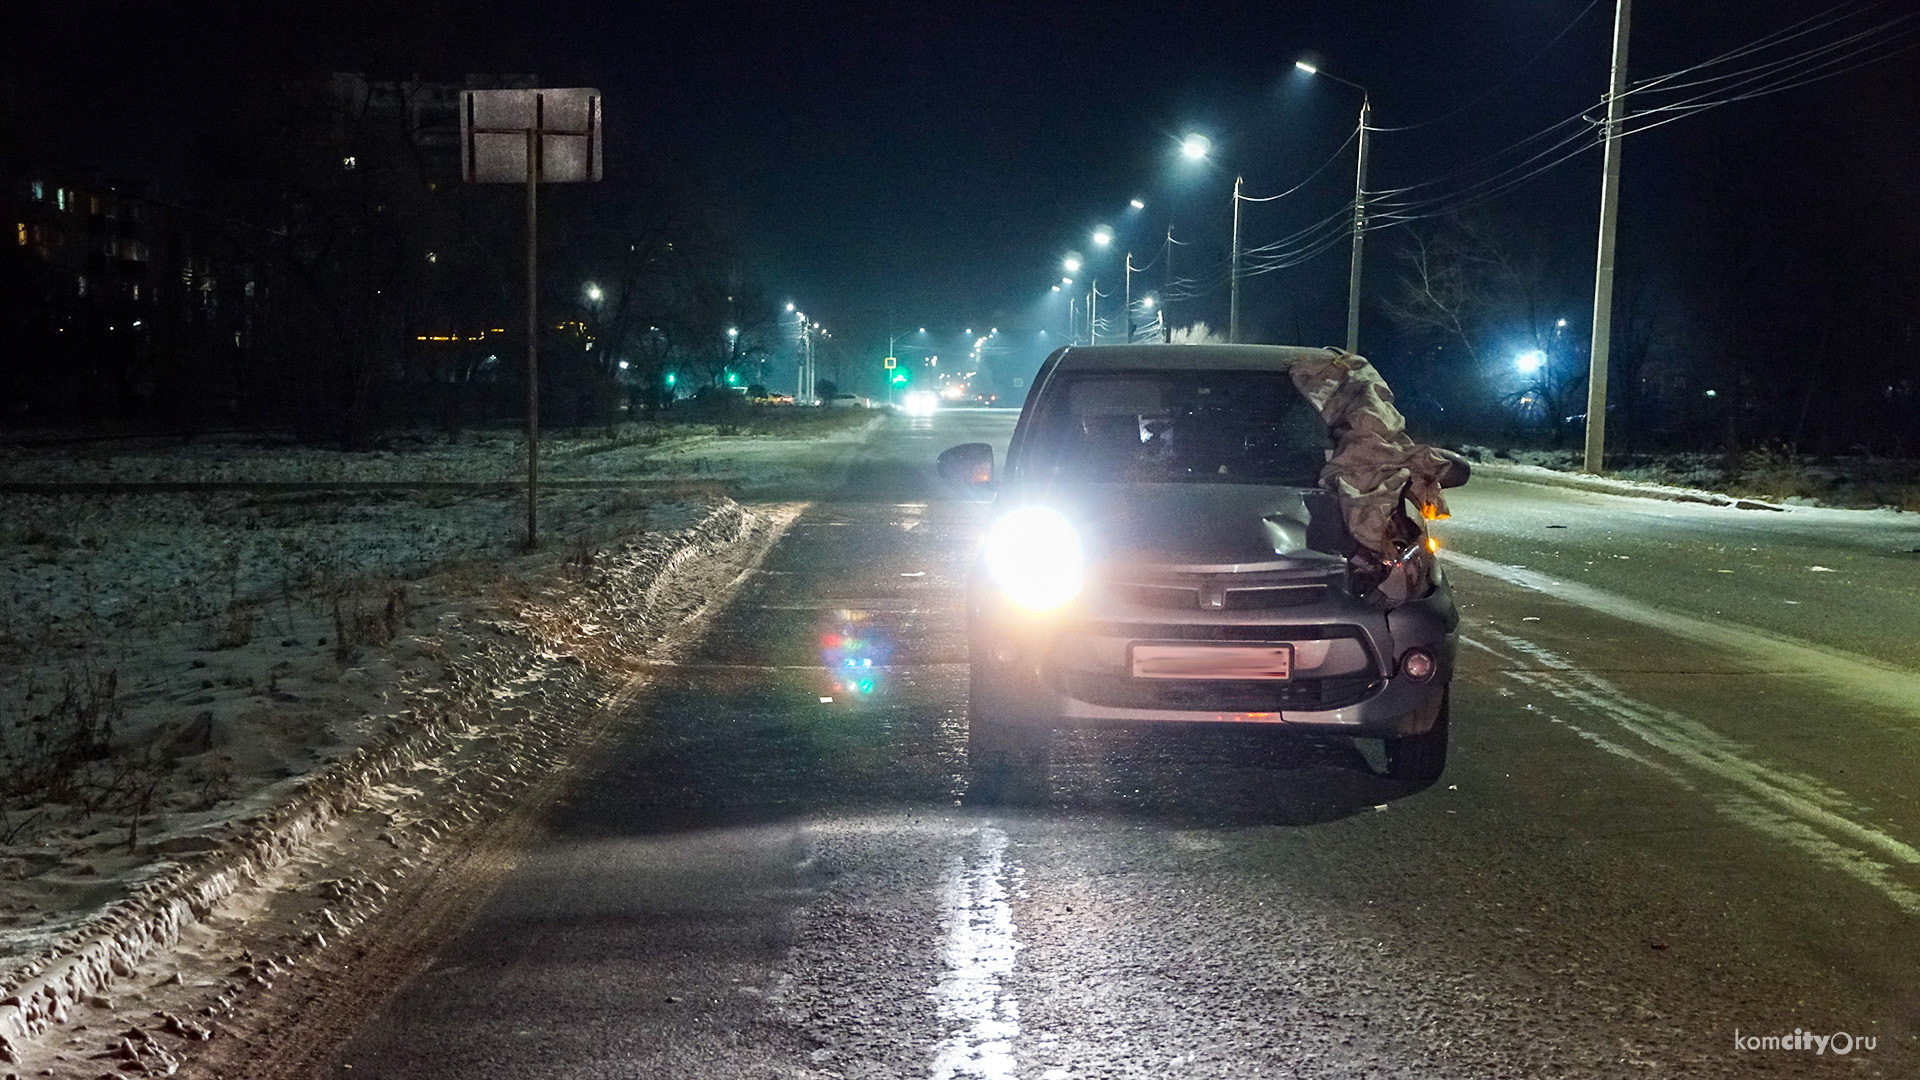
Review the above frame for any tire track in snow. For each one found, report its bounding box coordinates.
[929,825,1025,1080]
[1469,627,1920,916]
[1443,550,1920,722]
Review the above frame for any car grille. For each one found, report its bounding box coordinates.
[1222,584,1327,610]
[1057,669,1382,712]
[1096,570,1344,612]
[1109,582,1203,609]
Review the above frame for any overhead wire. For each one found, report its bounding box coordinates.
[1622,13,1919,123]
[1618,29,1920,140]
[1625,0,1884,96]
[1367,0,1604,133]
[1055,1,1911,301]
[1234,125,1361,203]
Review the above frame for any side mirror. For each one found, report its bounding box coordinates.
[937,442,995,486]
[1434,448,1471,489]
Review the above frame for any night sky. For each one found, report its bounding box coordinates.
[12,0,1918,370]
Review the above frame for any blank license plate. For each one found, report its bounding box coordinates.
[1131,643,1293,680]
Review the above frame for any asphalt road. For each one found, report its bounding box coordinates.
[327,409,1919,1078]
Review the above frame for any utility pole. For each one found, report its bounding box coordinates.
[1163,226,1174,342]
[1089,280,1099,345]
[523,126,540,547]
[1125,254,1135,343]
[1584,0,1632,474]
[1229,176,1244,344]
[1345,97,1371,355]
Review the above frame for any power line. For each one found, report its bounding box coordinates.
[1369,0,1604,133]
[1235,125,1361,203]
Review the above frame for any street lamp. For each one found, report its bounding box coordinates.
[584,283,603,302]
[1091,227,1113,247]
[1129,198,1146,210]
[1296,57,1372,356]
[1515,349,1546,374]
[1063,254,1082,274]
[1180,133,1211,161]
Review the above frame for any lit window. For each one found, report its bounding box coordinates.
[77,275,87,297]
[343,156,356,169]
[15,223,24,246]
[56,188,66,211]
[30,181,43,200]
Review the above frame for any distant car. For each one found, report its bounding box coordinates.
[902,390,939,416]
[939,344,1467,788]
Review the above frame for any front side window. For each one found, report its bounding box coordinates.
[1019,368,1329,485]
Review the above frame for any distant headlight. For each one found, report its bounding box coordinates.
[903,391,939,416]
[985,506,1084,611]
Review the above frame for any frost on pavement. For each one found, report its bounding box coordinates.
[0,423,855,1067]
[929,825,1023,1080]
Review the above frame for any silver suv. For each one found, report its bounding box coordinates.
[938,344,1467,790]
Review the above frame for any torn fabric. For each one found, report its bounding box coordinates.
[1288,348,1467,598]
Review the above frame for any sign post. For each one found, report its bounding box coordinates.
[461,88,602,546]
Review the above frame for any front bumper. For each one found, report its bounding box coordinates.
[968,575,1458,738]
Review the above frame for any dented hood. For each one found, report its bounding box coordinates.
[1012,482,1353,570]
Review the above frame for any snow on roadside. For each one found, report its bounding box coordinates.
[1456,444,1920,513]
[0,416,874,1067]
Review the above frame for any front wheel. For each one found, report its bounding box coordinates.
[966,705,1051,804]
[1384,689,1449,788]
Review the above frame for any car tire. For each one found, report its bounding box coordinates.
[1384,689,1449,789]
[966,699,1050,805]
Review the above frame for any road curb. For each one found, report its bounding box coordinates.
[1466,460,1788,512]
[0,500,760,1053]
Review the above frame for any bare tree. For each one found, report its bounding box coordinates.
[1384,214,1588,446]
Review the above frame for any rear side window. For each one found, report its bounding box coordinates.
[1018,369,1328,485]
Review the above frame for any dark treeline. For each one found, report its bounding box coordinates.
[1,72,780,446]
[1365,118,1920,461]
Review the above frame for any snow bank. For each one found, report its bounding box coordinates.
[0,417,874,1058]
[0,496,768,1050]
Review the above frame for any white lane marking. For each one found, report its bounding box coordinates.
[1442,551,1920,723]
[929,826,1024,1080]
[1473,627,1920,915]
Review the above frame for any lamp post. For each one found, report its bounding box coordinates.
[1229,175,1244,343]
[1296,60,1371,356]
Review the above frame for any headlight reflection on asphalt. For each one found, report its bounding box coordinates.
[985,506,1084,611]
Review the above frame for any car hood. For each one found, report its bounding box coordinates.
[1005,482,1351,571]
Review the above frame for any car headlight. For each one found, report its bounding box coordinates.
[985,506,1083,611]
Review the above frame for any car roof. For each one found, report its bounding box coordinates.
[1048,343,1345,373]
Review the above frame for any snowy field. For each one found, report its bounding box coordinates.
[0,416,875,1004]
[1458,444,1920,511]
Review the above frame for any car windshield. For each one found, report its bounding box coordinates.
[1020,368,1329,485]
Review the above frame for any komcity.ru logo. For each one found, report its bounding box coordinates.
[1733,1029,1876,1055]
